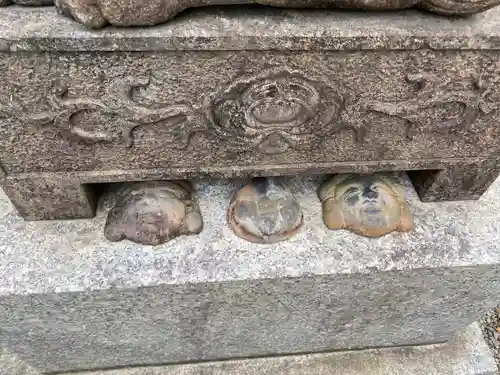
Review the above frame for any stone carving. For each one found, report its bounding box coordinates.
[48,0,500,28]
[367,74,496,140]
[29,75,199,148]
[318,173,413,237]
[104,181,203,246]
[207,67,362,155]
[227,177,303,243]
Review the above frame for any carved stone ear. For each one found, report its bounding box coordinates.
[184,211,203,235]
[103,217,126,242]
[397,205,414,233]
[322,198,346,230]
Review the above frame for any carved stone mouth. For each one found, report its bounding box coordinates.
[249,99,306,126]
[362,207,382,214]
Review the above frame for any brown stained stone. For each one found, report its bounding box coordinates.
[45,0,500,28]
[0,0,52,5]
[104,181,203,246]
[228,177,303,244]
[319,173,413,238]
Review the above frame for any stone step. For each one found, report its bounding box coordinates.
[0,175,499,373]
[2,324,495,375]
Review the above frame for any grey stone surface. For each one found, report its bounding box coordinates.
[2,7,500,218]
[3,6,500,51]
[67,324,497,375]
[50,0,500,29]
[0,349,39,375]
[481,306,500,374]
[0,175,500,373]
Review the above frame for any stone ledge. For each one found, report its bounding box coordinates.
[32,323,499,375]
[1,6,500,51]
[0,175,499,372]
[1,174,500,295]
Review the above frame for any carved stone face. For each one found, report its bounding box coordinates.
[228,177,303,244]
[319,174,413,237]
[104,181,203,246]
[240,77,320,129]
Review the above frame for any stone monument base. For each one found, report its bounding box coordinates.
[0,175,499,373]
[1,323,495,375]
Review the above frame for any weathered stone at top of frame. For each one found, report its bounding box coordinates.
[1,0,500,29]
[1,5,500,50]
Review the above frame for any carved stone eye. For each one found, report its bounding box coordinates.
[344,187,361,198]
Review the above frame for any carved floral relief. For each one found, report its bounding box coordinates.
[1,67,499,161]
[206,67,363,155]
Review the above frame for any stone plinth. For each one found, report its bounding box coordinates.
[2,7,500,219]
[0,174,499,373]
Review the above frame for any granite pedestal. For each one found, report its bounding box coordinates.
[0,174,499,373]
[2,7,500,220]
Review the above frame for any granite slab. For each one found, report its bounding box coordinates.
[69,323,497,375]
[2,6,500,51]
[0,323,495,375]
[0,174,499,373]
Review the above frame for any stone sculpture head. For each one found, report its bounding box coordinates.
[104,181,203,246]
[228,177,303,244]
[318,173,413,237]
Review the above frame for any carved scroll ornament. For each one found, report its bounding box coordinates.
[366,73,498,139]
[2,68,498,157]
[26,74,201,148]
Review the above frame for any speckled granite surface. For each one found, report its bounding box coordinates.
[481,306,500,374]
[65,323,498,375]
[3,6,500,51]
[0,175,499,373]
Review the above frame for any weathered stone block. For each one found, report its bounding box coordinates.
[0,174,499,373]
[1,7,500,219]
[68,324,498,375]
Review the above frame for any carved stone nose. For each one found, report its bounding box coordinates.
[365,189,378,199]
[257,214,279,236]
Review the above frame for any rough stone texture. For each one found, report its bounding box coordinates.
[0,174,500,373]
[0,349,39,375]
[0,323,495,375]
[51,0,500,28]
[2,7,500,218]
[481,306,500,375]
[66,324,497,375]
